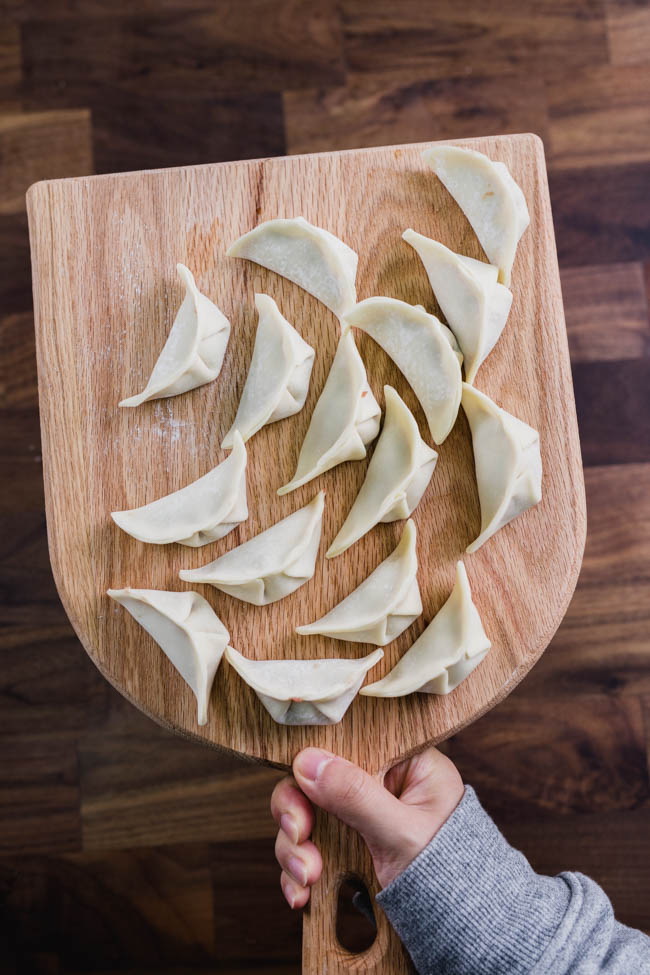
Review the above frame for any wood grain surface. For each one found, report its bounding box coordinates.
[4,1,649,970]
[26,134,585,774]
[302,811,410,973]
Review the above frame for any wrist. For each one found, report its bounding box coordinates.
[371,779,465,887]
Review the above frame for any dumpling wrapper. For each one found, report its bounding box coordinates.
[343,297,462,444]
[278,331,381,495]
[107,588,229,725]
[120,264,230,407]
[112,431,248,547]
[462,383,542,553]
[222,293,314,448]
[402,229,513,384]
[327,386,437,558]
[297,519,421,646]
[225,646,383,725]
[179,491,324,605]
[422,145,530,287]
[227,217,358,319]
[361,561,490,697]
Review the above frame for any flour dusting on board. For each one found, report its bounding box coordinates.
[151,401,192,448]
[103,401,198,477]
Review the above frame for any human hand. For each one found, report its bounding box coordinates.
[271,746,464,909]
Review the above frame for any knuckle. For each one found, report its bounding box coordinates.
[270,776,296,819]
[274,830,287,864]
[304,849,323,886]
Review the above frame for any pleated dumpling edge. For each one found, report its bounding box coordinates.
[422,145,529,287]
[402,229,512,385]
[326,386,437,558]
[462,383,542,553]
[227,216,358,319]
[179,491,325,605]
[120,263,231,407]
[108,587,230,725]
[361,561,491,698]
[297,519,421,646]
[225,646,383,725]
[343,296,462,444]
[221,293,314,448]
[278,331,380,495]
[111,430,248,547]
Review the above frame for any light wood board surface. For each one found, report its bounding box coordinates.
[26,134,586,775]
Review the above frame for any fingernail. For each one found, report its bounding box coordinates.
[288,855,308,887]
[281,875,295,908]
[294,747,334,783]
[280,812,299,845]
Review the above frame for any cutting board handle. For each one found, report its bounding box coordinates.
[302,807,413,973]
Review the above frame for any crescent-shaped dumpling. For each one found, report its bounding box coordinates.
[107,588,230,725]
[422,145,530,286]
[402,229,513,384]
[179,491,324,606]
[462,383,542,553]
[112,431,248,547]
[327,387,437,559]
[225,646,383,725]
[227,217,358,319]
[361,561,490,698]
[278,331,381,496]
[343,297,462,444]
[120,264,230,407]
[222,294,314,448]
[297,519,421,646]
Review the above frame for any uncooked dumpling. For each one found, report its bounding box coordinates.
[422,145,530,286]
[297,519,421,646]
[403,229,513,384]
[222,294,314,448]
[107,588,230,724]
[462,383,542,553]
[327,387,437,558]
[227,217,358,319]
[112,431,248,547]
[120,264,230,407]
[278,331,380,495]
[343,297,462,444]
[361,562,490,697]
[225,646,383,725]
[179,491,324,606]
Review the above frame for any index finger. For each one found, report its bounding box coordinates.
[271,775,315,845]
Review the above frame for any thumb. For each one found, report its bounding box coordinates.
[293,747,410,852]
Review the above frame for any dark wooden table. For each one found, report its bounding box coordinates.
[1,2,649,972]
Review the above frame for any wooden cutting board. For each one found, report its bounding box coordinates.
[27,134,585,974]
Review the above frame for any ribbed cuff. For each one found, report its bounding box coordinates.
[376,786,571,975]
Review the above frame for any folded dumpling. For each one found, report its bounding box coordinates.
[107,588,230,724]
[361,562,490,697]
[297,519,421,645]
[327,387,437,558]
[227,217,358,319]
[278,331,381,495]
[343,297,462,444]
[112,431,248,546]
[422,145,530,286]
[402,230,513,384]
[462,383,542,553]
[222,294,314,448]
[120,264,230,407]
[225,646,383,725]
[179,491,324,605]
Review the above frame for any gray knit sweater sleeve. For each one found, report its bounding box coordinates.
[376,786,650,974]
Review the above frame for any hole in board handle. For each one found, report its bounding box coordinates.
[336,875,377,953]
